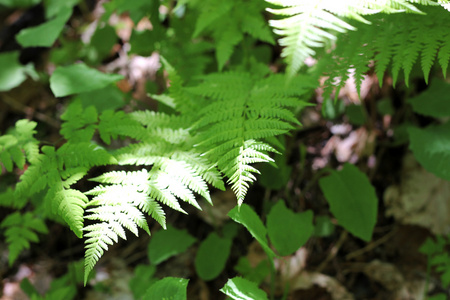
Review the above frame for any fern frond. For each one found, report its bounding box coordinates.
[113,107,223,197]
[45,183,88,238]
[226,140,276,204]
[0,188,27,209]
[83,222,119,284]
[15,142,117,237]
[1,212,48,266]
[438,31,450,76]
[82,102,228,281]
[62,101,145,145]
[89,169,150,187]
[87,170,170,223]
[190,0,274,70]
[15,146,58,196]
[317,5,450,92]
[83,174,167,284]
[171,151,225,190]
[60,100,98,142]
[190,72,312,203]
[0,120,39,172]
[156,57,199,115]
[266,0,440,76]
[98,110,144,144]
[57,142,117,168]
[147,180,187,214]
[16,143,116,196]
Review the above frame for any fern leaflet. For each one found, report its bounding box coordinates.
[0,120,39,172]
[15,143,116,237]
[1,212,48,266]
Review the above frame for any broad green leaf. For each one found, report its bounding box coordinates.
[129,265,157,299]
[319,164,378,241]
[129,30,158,56]
[16,9,72,48]
[228,204,276,258]
[234,257,270,285]
[408,123,450,180]
[142,277,188,300]
[0,0,40,7]
[87,25,118,63]
[259,154,292,190]
[50,63,123,97]
[148,225,196,265]
[428,294,447,300]
[77,85,124,113]
[376,98,395,116]
[42,287,75,300]
[0,52,28,91]
[223,221,240,240]
[407,80,450,118]
[220,277,268,300]
[44,0,79,18]
[266,201,314,256]
[346,104,367,126]
[441,267,450,287]
[20,278,40,298]
[195,233,232,281]
[102,0,153,23]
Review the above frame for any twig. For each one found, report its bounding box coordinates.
[345,228,397,260]
[315,230,348,273]
[1,94,60,129]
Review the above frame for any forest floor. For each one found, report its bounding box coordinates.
[0,2,449,300]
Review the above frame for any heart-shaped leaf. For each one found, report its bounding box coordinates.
[267,201,314,256]
[319,164,378,241]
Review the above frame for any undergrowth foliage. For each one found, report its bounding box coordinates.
[316,5,450,97]
[266,0,449,77]
[0,0,449,297]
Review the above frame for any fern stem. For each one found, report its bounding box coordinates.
[423,253,431,299]
[269,257,276,300]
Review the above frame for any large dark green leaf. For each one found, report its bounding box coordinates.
[77,86,125,113]
[228,204,276,257]
[16,9,72,48]
[319,164,378,241]
[142,277,188,300]
[44,0,79,18]
[50,63,123,97]
[148,225,196,265]
[0,52,30,91]
[408,123,450,180]
[266,201,314,256]
[195,233,232,281]
[0,0,40,7]
[407,80,450,118]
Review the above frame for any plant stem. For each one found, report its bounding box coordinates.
[269,256,276,300]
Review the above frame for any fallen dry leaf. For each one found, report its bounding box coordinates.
[384,154,450,235]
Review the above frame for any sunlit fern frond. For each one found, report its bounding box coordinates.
[266,0,440,77]
[315,5,450,98]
